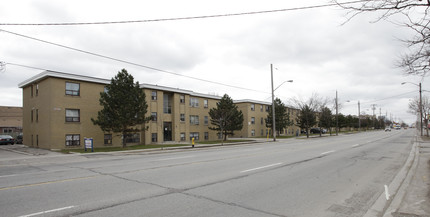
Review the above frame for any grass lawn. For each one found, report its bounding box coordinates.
[59,139,254,154]
[197,139,253,145]
[59,144,191,154]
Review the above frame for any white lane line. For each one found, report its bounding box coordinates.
[352,144,360,148]
[18,206,75,217]
[240,163,282,173]
[157,156,194,161]
[320,150,336,156]
[384,185,390,200]
[0,174,17,178]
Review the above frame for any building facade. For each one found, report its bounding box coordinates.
[0,106,23,138]
[18,71,225,149]
[233,100,301,138]
[19,70,302,150]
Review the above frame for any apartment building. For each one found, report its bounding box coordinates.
[233,100,301,138]
[234,100,271,138]
[18,70,222,150]
[0,106,23,137]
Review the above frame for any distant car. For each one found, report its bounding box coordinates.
[0,135,15,145]
[385,128,391,132]
[15,135,23,144]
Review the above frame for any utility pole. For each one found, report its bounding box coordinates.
[371,104,377,129]
[335,90,338,136]
[271,64,276,141]
[358,101,361,131]
[419,82,423,136]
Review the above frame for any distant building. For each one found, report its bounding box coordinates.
[0,106,23,137]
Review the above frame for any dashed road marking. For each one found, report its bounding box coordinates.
[240,163,283,173]
[18,206,75,217]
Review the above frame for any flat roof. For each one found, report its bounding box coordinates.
[18,70,222,99]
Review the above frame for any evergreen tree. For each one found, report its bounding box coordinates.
[209,94,244,141]
[91,69,149,147]
[266,98,293,136]
[296,105,317,138]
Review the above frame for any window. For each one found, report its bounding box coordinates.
[204,116,208,125]
[36,109,39,122]
[180,133,186,141]
[251,129,255,136]
[180,114,185,122]
[180,95,185,103]
[152,91,157,100]
[31,110,33,123]
[125,133,140,143]
[251,104,255,111]
[251,117,255,124]
[104,134,112,145]
[266,105,270,112]
[190,115,199,125]
[190,98,199,107]
[65,82,80,96]
[152,133,157,142]
[163,94,172,114]
[151,112,157,121]
[204,99,208,108]
[66,134,80,146]
[190,132,199,141]
[36,135,39,147]
[36,84,39,96]
[66,109,80,122]
[31,85,33,97]
[104,86,109,93]
[260,105,263,112]
[261,117,264,125]
[261,129,264,136]
[204,132,209,140]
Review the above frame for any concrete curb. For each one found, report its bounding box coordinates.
[363,137,419,217]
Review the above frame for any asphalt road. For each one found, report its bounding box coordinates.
[0,129,415,217]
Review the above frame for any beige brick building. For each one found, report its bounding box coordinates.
[18,70,301,150]
[233,100,301,138]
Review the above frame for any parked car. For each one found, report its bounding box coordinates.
[0,135,15,145]
[15,135,23,144]
[385,128,391,132]
[310,128,326,134]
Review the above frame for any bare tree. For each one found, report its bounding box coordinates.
[334,0,430,76]
[290,93,329,137]
[408,95,430,135]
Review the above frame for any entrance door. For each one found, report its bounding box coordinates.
[163,122,172,141]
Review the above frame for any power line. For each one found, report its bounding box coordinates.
[0,0,367,26]
[0,29,269,94]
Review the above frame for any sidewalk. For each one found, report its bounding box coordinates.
[386,136,430,217]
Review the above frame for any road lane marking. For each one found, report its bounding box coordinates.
[240,163,282,173]
[352,144,360,148]
[384,185,390,200]
[320,150,336,155]
[0,174,17,178]
[157,155,194,161]
[18,206,75,217]
[0,175,97,191]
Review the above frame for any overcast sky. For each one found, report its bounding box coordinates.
[0,0,427,125]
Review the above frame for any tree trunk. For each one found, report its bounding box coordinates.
[122,132,127,148]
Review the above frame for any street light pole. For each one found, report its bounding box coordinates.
[358,101,361,131]
[419,82,423,136]
[271,64,276,141]
[335,90,338,136]
[401,82,423,136]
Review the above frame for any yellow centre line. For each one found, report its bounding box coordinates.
[0,175,98,191]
